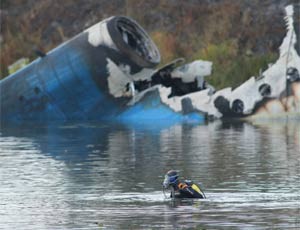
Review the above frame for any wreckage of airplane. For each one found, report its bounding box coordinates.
[0,5,299,123]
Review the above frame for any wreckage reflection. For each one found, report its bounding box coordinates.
[1,120,299,189]
[0,120,299,229]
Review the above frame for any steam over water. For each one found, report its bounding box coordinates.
[0,120,299,229]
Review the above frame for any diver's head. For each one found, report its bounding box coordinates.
[163,170,179,188]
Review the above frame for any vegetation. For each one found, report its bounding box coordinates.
[191,40,277,89]
[151,33,277,90]
[0,0,294,89]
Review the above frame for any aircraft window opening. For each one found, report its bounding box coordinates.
[232,99,244,114]
[287,67,300,82]
[259,84,271,97]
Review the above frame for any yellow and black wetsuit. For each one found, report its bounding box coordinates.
[171,180,205,199]
[163,170,206,199]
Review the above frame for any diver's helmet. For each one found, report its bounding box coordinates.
[163,170,179,188]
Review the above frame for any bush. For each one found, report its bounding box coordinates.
[191,39,277,89]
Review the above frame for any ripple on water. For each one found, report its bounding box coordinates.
[0,121,299,229]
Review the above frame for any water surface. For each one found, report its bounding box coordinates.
[0,120,299,229]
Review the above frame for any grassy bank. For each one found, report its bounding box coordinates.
[0,0,291,89]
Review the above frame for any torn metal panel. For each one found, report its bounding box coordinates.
[170,60,212,83]
[106,58,132,98]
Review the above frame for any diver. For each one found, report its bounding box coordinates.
[162,170,206,199]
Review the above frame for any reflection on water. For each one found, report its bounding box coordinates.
[0,120,299,229]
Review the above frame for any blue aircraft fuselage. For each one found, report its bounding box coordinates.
[0,16,205,123]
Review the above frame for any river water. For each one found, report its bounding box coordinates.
[0,119,299,229]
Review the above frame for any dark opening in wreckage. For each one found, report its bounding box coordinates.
[110,16,160,68]
[0,5,299,122]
